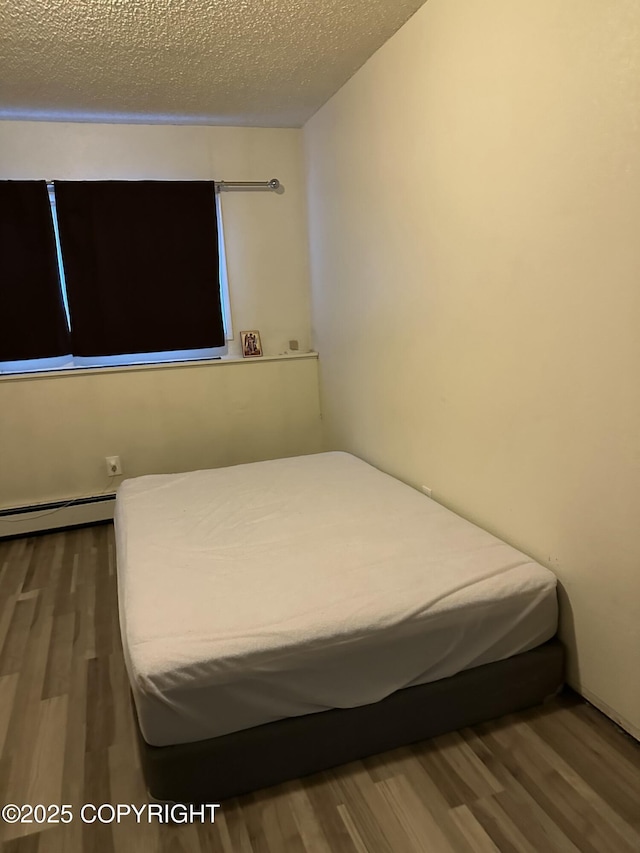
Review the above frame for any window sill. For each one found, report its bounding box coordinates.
[0,351,319,383]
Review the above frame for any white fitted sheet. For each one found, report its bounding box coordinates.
[115,452,558,747]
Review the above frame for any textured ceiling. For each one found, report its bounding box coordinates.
[0,0,426,127]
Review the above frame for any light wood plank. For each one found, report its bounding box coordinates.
[331,761,422,852]
[468,794,540,853]
[375,773,456,853]
[283,781,334,853]
[448,805,500,853]
[0,674,19,754]
[336,803,369,853]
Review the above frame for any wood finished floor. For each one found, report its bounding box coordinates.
[0,525,638,852]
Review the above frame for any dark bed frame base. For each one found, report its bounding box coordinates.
[137,638,564,803]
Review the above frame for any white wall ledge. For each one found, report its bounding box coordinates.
[0,351,319,383]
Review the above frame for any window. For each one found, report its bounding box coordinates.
[0,180,232,375]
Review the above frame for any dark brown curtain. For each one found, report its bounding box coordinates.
[53,181,224,357]
[0,181,70,361]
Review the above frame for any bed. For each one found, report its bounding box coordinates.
[114,451,563,802]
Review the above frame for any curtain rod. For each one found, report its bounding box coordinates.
[45,178,281,192]
[216,179,280,192]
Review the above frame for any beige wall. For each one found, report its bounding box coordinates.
[0,358,322,509]
[0,121,322,508]
[304,0,640,736]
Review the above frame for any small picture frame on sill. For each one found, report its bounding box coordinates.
[240,330,263,358]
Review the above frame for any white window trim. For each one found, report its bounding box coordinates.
[0,351,319,383]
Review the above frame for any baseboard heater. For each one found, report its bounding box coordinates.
[0,494,116,539]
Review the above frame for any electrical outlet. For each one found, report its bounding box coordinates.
[421,485,432,498]
[106,456,123,477]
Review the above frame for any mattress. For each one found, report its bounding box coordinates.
[115,452,558,747]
